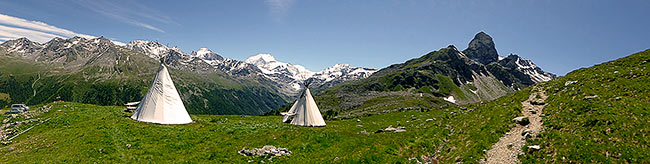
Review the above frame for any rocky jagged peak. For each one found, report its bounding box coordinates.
[91,37,115,45]
[126,40,174,60]
[69,36,86,41]
[1,37,42,53]
[498,53,556,83]
[45,37,65,44]
[447,45,458,51]
[14,37,30,42]
[463,32,499,65]
[3,37,32,46]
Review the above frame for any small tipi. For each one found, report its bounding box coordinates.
[281,83,326,127]
[131,64,192,124]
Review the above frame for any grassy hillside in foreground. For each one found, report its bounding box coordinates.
[1,88,529,163]
[520,49,650,163]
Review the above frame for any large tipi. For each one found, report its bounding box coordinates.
[131,64,193,124]
[281,85,326,127]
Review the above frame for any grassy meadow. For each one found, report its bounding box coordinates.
[1,87,529,163]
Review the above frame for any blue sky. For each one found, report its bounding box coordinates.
[1,0,649,75]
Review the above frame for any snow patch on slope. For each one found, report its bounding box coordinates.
[444,96,456,104]
[513,57,553,82]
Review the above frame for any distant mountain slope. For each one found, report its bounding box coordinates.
[313,32,554,119]
[0,37,287,115]
[126,41,378,97]
[521,49,650,163]
[315,45,512,118]
[308,64,377,94]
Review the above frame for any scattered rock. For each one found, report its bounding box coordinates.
[521,129,532,137]
[615,97,622,100]
[238,145,291,157]
[394,129,407,133]
[425,119,434,122]
[513,116,530,125]
[527,145,541,151]
[377,125,407,133]
[126,144,132,148]
[564,80,578,86]
[584,95,599,100]
[356,119,361,122]
[530,100,546,105]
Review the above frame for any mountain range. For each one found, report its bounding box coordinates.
[314,32,555,119]
[126,40,378,95]
[0,32,553,116]
[0,36,377,115]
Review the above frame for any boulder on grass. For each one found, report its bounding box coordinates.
[513,116,530,125]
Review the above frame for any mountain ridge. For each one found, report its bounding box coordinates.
[0,37,288,115]
[313,32,554,119]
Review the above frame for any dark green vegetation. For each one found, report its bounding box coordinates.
[1,88,530,163]
[521,49,650,163]
[0,38,287,115]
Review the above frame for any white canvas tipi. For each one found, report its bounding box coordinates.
[281,87,326,127]
[131,64,193,124]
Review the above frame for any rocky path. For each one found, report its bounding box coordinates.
[484,87,548,164]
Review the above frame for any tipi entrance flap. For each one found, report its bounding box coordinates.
[283,88,326,127]
[131,64,193,124]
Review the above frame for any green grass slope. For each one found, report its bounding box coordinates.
[521,49,650,163]
[1,88,530,163]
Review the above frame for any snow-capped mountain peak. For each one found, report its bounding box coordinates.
[124,41,378,96]
[245,53,277,65]
[126,40,172,60]
[245,53,314,81]
[312,63,377,83]
[191,48,223,61]
[244,53,378,93]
